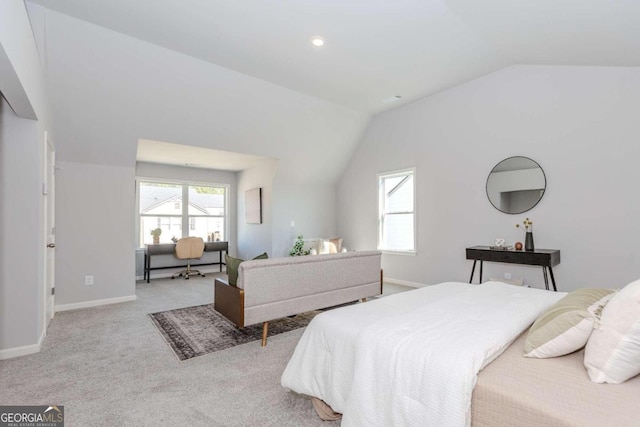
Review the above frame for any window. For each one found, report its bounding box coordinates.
[378,168,415,253]
[137,180,228,247]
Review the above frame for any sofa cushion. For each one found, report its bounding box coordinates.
[226,252,269,285]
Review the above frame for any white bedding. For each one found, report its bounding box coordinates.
[281,281,565,426]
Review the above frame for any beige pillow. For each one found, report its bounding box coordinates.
[524,288,615,358]
[329,238,343,253]
[584,279,640,384]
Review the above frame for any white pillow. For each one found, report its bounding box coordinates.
[584,278,640,384]
[320,240,337,254]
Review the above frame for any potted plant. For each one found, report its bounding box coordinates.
[150,228,162,244]
[289,235,311,256]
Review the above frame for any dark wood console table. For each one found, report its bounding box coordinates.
[144,241,229,283]
[466,246,560,291]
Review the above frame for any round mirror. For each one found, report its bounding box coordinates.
[486,156,546,214]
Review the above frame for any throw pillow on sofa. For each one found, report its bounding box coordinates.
[318,238,343,254]
[225,252,268,285]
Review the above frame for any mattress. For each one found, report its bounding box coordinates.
[472,334,640,427]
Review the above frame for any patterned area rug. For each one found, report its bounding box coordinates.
[149,304,319,361]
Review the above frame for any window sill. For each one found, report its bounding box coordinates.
[380,250,417,256]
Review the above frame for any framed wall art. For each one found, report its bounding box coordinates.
[245,188,262,224]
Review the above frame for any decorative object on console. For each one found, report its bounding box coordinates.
[516,218,534,251]
[150,227,162,244]
[490,238,512,251]
[514,241,523,251]
[486,156,546,214]
[290,235,311,256]
[525,232,534,251]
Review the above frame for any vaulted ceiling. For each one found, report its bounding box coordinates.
[23,0,640,178]
[28,0,640,114]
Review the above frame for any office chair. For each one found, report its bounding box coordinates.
[171,237,205,280]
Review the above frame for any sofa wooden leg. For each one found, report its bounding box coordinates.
[361,297,367,303]
[261,321,269,347]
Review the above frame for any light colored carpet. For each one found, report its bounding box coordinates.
[0,273,411,426]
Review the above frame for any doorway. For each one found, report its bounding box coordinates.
[43,131,55,330]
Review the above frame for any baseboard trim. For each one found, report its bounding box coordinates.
[137,268,225,282]
[55,295,137,312]
[384,277,428,288]
[0,329,46,360]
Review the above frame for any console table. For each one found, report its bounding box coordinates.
[144,241,229,283]
[466,246,561,291]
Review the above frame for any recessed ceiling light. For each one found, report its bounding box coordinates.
[311,37,324,47]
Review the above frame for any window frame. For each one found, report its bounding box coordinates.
[377,167,417,255]
[135,177,229,248]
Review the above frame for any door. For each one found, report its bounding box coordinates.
[43,132,55,328]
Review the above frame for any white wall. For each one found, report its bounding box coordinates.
[338,65,640,291]
[236,163,277,259]
[271,177,338,257]
[55,161,136,305]
[0,1,50,356]
[26,5,368,280]
[0,99,45,352]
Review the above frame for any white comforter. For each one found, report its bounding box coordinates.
[281,281,565,426]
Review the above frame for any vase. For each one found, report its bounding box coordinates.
[525,232,534,251]
[153,236,160,245]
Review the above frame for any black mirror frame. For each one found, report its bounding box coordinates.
[485,156,546,215]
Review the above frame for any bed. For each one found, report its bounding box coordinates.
[280,281,640,426]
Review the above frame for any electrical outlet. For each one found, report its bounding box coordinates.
[85,275,94,286]
[290,220,295,227]
[504,272,512,280]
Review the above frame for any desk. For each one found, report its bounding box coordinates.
[144,241,229,283]
[466,246,560,291]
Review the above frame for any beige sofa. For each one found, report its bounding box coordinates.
[214,250,382,345]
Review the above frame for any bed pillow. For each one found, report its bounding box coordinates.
[523,288,615,358]
[584,278,640,384]
[225,252,269,285]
